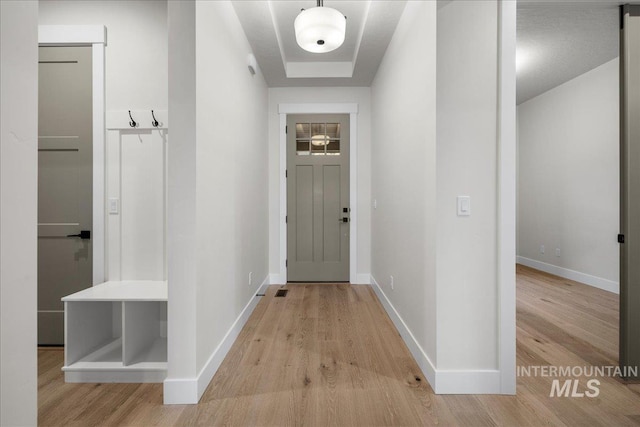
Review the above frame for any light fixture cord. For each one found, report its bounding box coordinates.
[317,0,323,7]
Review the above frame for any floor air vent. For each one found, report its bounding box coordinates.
[275,289,288,297]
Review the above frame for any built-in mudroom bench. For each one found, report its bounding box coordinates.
[62,280,167,383]
[63,110,169,383]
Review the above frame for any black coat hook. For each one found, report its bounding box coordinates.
[151,110,159,128]
[128,110,137,128]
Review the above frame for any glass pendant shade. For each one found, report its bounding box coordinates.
[294,6,346,53]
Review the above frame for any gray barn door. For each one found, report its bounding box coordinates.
[287,114,349,282]
[620,5,640,377]
[38,46,93,345]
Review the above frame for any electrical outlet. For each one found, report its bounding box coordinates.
[555,248,561,257]
[373,199,377,209]
[390,275,394,290]
[248,272,253,286]
[540,245,545,255]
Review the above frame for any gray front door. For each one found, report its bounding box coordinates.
[38,46,93,345]
[287,114,350,282]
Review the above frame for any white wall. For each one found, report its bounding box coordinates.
[165,0,269,404]
[371,0,438,374]
[0,1,39,425]
[39,0,167,111]
[517,58,619,292]
[107,130,167,280]
[39,1,169,281]
[436,0,498,371]
[165,0,198,399]
[194,0,269,374]
[371,0,507,393]
[268,87,371,282]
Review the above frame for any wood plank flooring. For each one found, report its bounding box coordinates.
[38,268,640,426]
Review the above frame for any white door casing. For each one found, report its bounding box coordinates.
[278,103,359,284]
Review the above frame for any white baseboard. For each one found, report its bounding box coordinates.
[269,273,370,285]
[355,273,371,285]
[435,369,501,394]
[269,273,284,285]
[370,276,436,388]
[516,256,619,294]
[163,275,270,404]
[163,378,198,405]
[64,369,166,384]
[370,275,503,394]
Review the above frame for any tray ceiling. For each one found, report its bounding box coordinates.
[232,0,407,87]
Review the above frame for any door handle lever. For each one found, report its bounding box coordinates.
[66,230,91,240]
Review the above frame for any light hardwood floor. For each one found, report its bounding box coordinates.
[38,266,640,426]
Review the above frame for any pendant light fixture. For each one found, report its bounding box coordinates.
[311,134,330,146]
[294,0,346,53]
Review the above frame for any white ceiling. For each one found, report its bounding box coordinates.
[232,0,407,87]
[233,0,623,99]
[517,1,621,105]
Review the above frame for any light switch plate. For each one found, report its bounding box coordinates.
[109,198,119,215]
[457,196,471,216]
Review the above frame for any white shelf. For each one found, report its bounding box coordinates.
[63,338,167,374]
[72,338,123,365]
[62,280,167,302]
[63,362,167,383]
[63,281,167,383]
[125,337,167,366]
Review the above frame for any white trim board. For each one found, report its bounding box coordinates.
[497,0,517,396]
[370,276,502,394]
[64,369,166,384]
[516,256,619,294]
[39,25,106,45]
[370,275,436,387]
[279,104,358,114]
[38,25,106,285]
[277,103,359,284]
[435,369,501,394]
[163,275,270,404]
[269,273,283,285]
[355,274,371,285]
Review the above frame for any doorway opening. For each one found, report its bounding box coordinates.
[516,0,622,385]
[37,25,106,348]
[277,103,359,285]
